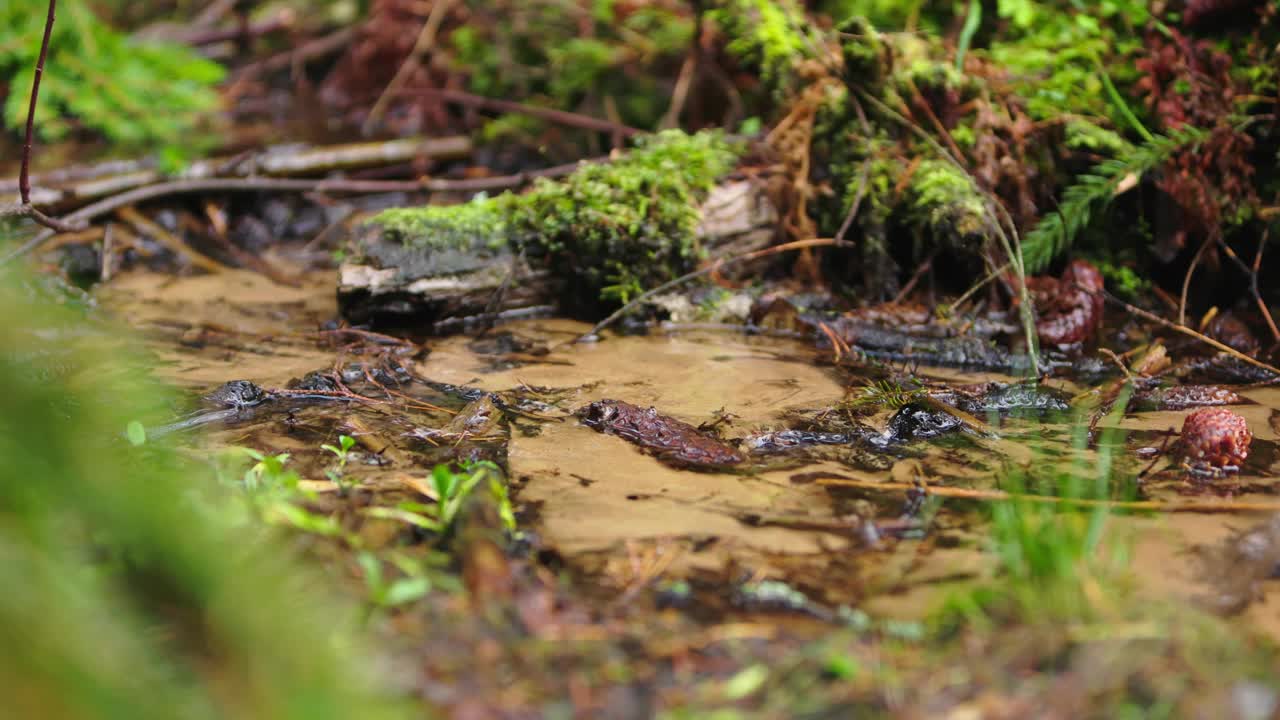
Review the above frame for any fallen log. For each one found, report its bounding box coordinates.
[337,131,778,331]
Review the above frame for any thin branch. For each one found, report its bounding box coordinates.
[9,0,85,236]
[404,87,644,138]
[1097,289,1280,378]
[20,0,56,206]
[833,158,871,244]
[815,476,1280,514]
[1178,234,1214,327]
[576,237,856,342]
[1216,234,1280,343]
[1,160,598,265]
[363,0,457,134]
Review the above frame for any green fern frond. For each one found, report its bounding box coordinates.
[847,379,927,410]
[1022,126,1207,272]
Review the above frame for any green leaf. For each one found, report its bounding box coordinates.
[381,578,430,607]
[724,664,768,700]
[125,421,146,446]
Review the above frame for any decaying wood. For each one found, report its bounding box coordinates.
[1,135,473,213]
[336,178,779,330]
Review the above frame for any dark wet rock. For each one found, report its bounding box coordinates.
[576,399,744,469]
[286,370,341,393]
[823,318,1023,370]
[340,360,412,387]
[202,380,269,409]
[745,429,857,453]
[1207,312,1261,355]
[420,379,488,402]
[1133,384,1244,411]
[938,381,1071,414]
[882,402,964,442]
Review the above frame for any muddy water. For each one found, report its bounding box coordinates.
[100,268,1280,636]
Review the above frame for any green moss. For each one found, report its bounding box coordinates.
[837,16,886,88]
[710,0,818,97]
[512,129,740,304]
[1064,119,1135,156]
[364,130,739,306]
[372,200,509,253]
[984,1,1148,124]
[904,160,989,248]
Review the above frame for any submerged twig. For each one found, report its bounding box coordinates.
[1097,289,1280,378]
[816,477,1280,514]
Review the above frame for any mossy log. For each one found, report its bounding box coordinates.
[337,131,776,330]
[337,178,776,330]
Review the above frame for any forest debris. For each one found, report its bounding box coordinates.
[117,206,231,274]
[577,399,745,469]
[1179,407,1253,471]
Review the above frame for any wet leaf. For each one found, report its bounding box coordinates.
[724,664,768,700]
[125,421,146,446]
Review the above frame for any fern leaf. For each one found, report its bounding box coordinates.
[1022,126,1207,271]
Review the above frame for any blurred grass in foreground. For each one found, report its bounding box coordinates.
[0,268,409,719]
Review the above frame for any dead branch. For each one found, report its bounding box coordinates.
[1,158,595,265]
[403,88,644,138]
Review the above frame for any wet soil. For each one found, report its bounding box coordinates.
[99,265,1280,714]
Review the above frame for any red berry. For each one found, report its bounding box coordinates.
[1180,407,1253,469]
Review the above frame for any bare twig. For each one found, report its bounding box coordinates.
[816,476,1280,514]
[1178,234,1214,327]
[230,27,354,82]
[833,158,871,244]
[405,87,644,138]
[117,206,231,274]
[11,0,86,236]
[19,0,55,206]
[364,0,458,134]
[1216,234,1280,343]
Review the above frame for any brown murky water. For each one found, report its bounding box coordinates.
[99,267,1280,640]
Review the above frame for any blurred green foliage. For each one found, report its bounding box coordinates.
[0,268,407,719]
[1,0,224,156]
[450,0,692,133]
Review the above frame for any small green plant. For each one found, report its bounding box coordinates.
[355,551,431,611]
[322,434,358,494]
[845,378,926,411]
[237,448,300,493]
[941,395,1136,626]
[365,460,515,537]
